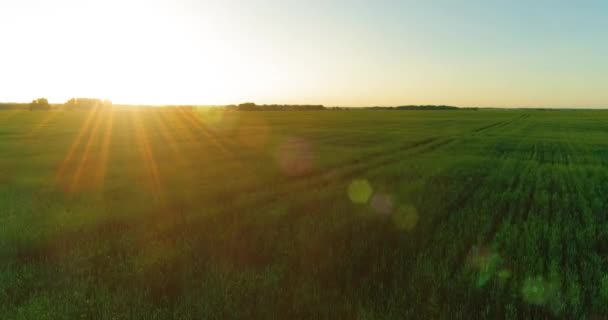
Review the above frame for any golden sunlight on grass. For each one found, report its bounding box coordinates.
[54,107,116,194]
[55,107,100,192]
[69,107,106,193]
[130,109,163,201]
[95,110,114,189]
[150,108,187,166]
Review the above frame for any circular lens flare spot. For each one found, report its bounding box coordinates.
[275,137,314,176]
[371,193,394,214]
[467,247,503,288]
[522,276,549,305]
[348,179,373,204]
[196,107,239,133]
[498,269,512,280]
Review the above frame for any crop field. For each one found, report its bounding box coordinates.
[2,108,608,319]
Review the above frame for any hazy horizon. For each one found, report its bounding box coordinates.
[3,99,608,110]
[1,0,607,107]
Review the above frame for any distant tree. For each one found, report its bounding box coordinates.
[65,98,112,110]
[233,103,326,111]
[395,105,459,110]
[237,102,258,111]
[29,98,50,110]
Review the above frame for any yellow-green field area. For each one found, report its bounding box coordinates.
[2,108,608,319]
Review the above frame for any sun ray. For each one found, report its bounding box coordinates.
[150,108,187,166]
[95,109,114,191]
[130,109,164,203]
[55,107,100,191]
[68,108,106,193]
[165,108,200,146]
[174,107,236,160]
[159,108,209,168]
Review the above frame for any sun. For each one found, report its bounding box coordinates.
[1,0,284,106]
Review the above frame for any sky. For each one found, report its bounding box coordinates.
[1,0,607,107]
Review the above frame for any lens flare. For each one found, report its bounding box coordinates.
[275,137,314,176]
[467,246,503,288]
[348,179,373,204]
[498,269,512,280]
[195,107,239,133]
[521,275,562,311]
[522,276,550,305]
[370,193,393,214]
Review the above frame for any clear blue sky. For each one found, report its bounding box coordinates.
[1,0,607,107]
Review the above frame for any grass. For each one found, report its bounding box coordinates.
[2,107,608,318]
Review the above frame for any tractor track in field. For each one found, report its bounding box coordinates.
[211,136,457,210]
[207,113,527,205]
[471,113,529,135]
[204,136,454,207]
[120,116,514,224]
[471,120,510,133]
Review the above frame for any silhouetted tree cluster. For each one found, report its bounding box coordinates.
[227,103,326,111]
[396,105,459,110]
[29,98,51,111]
[362,106,394,110]
[355,105,477,110]
[64,98,112,110]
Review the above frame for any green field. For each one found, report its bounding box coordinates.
[2,108,608,318]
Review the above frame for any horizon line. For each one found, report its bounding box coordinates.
[1,100,607,109]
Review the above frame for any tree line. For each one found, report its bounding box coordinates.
[226,102,326,111]
[0,98,113,111]
[0,99,477,111]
